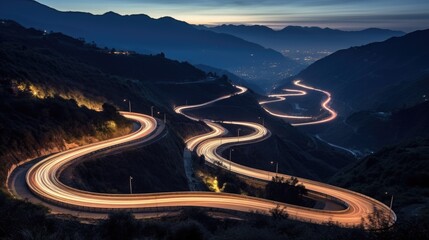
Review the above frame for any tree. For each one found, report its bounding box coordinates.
[363,206,393,231]
[157,52,166,58]
[265,176,307,205]
[102,103,118,118]
[270,205,289,220]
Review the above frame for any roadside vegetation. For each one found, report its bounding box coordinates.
[193,153,313,208]
[0,85,132,184]
[1,193,428,240]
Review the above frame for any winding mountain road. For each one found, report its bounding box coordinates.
[174,83,395,227]
[260,80,337,126]
[9,82,396,228]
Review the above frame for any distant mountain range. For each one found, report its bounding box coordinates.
[0,0,300,88]
[202,24,404,56]
[288,29,429,112]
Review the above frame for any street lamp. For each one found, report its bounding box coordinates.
[271,161,279,177]
[157,111,166,124]
[151,106,154,117]
[258,116,265,126]
[229,148,234,170]
[385,192,394,209]
[237,128,241,142]
[129,176,133,194]
[123,99,131,112]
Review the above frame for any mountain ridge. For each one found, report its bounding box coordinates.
[0,0,300,88]
[205,24,405,50]
[203,24,405,64]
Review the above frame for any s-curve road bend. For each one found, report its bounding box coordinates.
[176,84,396,227]
[259,80,338,126]
[8,89,395,227]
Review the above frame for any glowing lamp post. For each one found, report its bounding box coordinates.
[123,99,131,112]
[271,161,278,177]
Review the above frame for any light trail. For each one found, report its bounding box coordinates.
[292,80,338,126]
[175,85,247,150]
[174,85,247,121]
[18,83,395,228]
[259,80,338,126]
[176,83,395,227]
[24,110,369,225]
[194,124,395,226]
[259,88,311,119]
[185,121,227,151]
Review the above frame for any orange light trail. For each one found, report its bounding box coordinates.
[16,84,395,228]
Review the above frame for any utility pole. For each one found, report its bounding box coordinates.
[276,162,278,177]
[123,99,131,112]
[229,148,234,170]
[129,176,133,194]
[258,116,264,126]
[271,161,278,177]
[237,128,241,143]
[385,192,394,209]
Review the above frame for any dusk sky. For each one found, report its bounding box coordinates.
[37,0,429,31]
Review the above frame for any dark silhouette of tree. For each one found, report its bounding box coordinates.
[102,102,118,117]
[265,176,307,205]
[157,52,166,58]
[270,205,289,220]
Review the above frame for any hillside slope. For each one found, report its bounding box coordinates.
[279,29,429,153]
[0,20,208,191]
[331,138,429,218]
[321,101,429,151]
[290,29,429,112]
